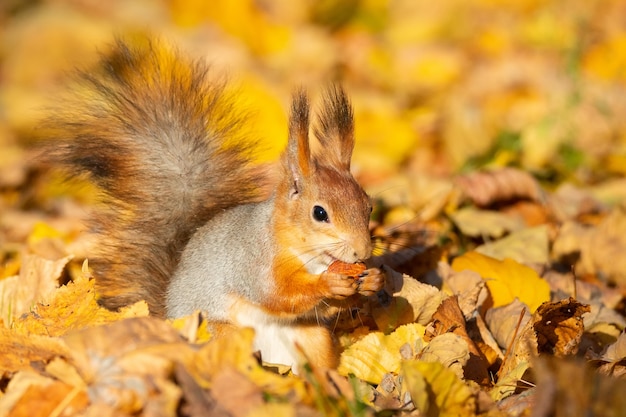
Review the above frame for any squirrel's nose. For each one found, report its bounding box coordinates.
[353,239,372,261]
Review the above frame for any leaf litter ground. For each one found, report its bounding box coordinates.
[2,0,626,416]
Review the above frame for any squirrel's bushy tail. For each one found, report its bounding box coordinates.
[48,38,263,316]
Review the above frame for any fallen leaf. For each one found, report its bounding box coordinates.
[455,167,543,207]
[12,273,149,337]
[450,207,525,238]
[490,361,530,402]
[451,251,550,312]
[338,323,426,384]
[588,331,626,377]
[0,327,70,376]
[553,207,626,288]
[419,333,470,380]
[401,360,476,417]
[498,298,590,377]
[533,298,590,357]
[211,367,265,417]
[476,225,550,265]
[427,296,490,385]
[485,299,531,350]
[0,253,72,325]
[441,265,488,319]
[372,268,445,332]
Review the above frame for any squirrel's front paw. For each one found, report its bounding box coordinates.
[321,271,359,299]
[354,267,385,296]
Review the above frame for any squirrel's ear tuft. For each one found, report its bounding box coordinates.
[284,89,311,199]
[313,85,354,170]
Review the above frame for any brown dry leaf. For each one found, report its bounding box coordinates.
[427,296,491,385]
[455,167,543,207]
[450,207,525,238]
[485,299,531,351]
[588,331,626,377]
[553,207,626,288]
[372,268,445,332]
[419,333,470,380]
[12,273,149,337]
[0,253,72,325]
[61,317,187,415]
[440,264,487,319]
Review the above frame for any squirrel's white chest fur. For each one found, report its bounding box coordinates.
[230,297,303,369]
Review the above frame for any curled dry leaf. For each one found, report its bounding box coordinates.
[533,298,590,357]
[455,167,543,207]
[498,298,590,378]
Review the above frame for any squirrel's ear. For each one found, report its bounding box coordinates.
[284,89,311,199]
[313,85,354,170]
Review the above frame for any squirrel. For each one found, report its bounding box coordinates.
[46,38,385,370]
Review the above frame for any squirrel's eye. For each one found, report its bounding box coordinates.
[312,205,329,223]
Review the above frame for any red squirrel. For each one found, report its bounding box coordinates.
[48,38,384,370]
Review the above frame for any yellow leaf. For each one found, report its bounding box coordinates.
[12,273,149,337]
[169,312,213,344]
[338,323,426,384]
[0,253,71,326]
[451,251,550,312]
[402,361,476,417]
[490,361,530,401]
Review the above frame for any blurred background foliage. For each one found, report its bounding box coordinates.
[0,0,625,190]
